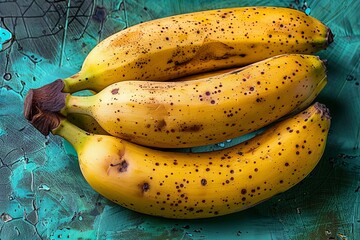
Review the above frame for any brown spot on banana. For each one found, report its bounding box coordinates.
[180,124,203,132]
[141,182,150,193]
[201,179,207,186]
[155,119,167,130]
[117,133,134,142]
[169,41,238,69]
[110,160,128,172]
[111,88,119,94]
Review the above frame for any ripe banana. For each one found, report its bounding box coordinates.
[44,102,330,219]
[52,54,327,148]
[67,113,108,135]
[67,68,238,134]
[174,67,240,82]
[61,6,333,93]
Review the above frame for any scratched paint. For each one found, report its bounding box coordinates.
[0,0,359,239]
[0,27,12,51]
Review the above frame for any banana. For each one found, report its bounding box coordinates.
[67,113,108,135]
[61,6,333,93]
[40,102,330,219]
[67,68,239,134]
[45,54,326,148]
[173,67,240,82]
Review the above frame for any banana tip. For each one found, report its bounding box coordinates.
[326,28,334,46]
[321,59,328,67]
[314,102,331,120]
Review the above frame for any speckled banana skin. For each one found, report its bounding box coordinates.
[66,68,238,135]
[60,54,327,148]
[53,103,331,219]
[62,7,332,93]
[67,113,108,135]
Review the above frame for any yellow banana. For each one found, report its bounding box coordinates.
[67,68,239,134]
[40,102,330,219]
[173,67,240,82]
[61,6,333,93]
[67,113,108,135]
[48,54,326,148]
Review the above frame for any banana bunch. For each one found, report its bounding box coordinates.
[24,6,333,219]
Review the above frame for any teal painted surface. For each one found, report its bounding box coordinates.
[0,0,359,239]
[0,26,12,51]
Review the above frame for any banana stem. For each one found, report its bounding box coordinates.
[60,94,95,116]
[52,117,90,153]
[326,28,334,46]
[63,71,92,93]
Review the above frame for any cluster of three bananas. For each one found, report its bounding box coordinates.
[24,7,333,219]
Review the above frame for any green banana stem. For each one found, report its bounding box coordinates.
[60,95,95,116]
[52,117,90,154]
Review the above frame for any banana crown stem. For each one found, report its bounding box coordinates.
[24,79,68,135]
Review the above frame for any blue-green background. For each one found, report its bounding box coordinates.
[0,0,359,239]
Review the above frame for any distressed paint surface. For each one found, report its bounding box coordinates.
[0,0,359,239]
